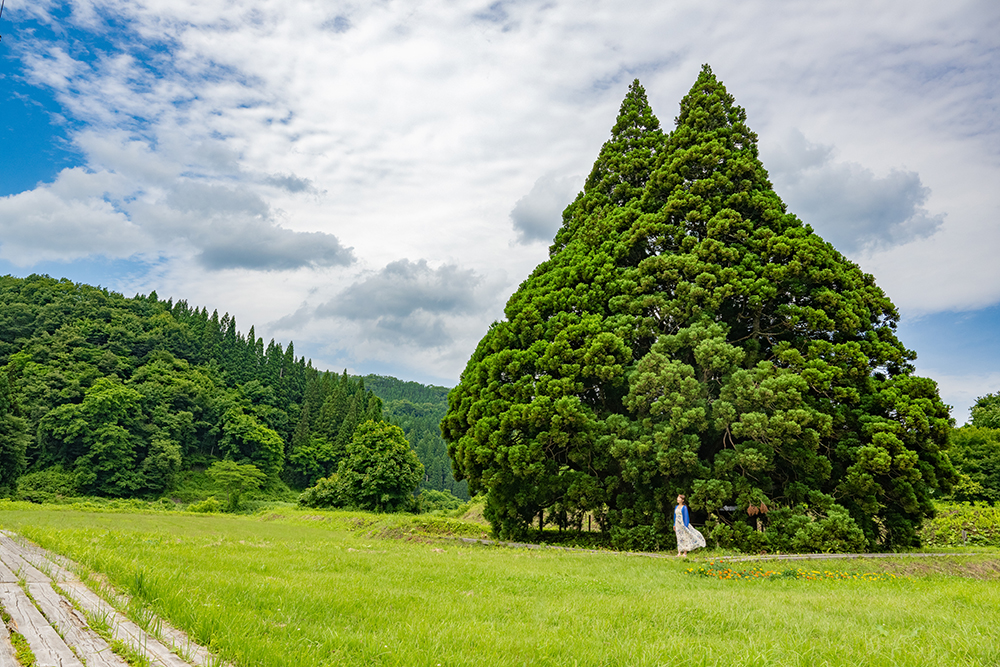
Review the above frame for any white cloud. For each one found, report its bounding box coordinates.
[510,174,582,245]
[314,259,487,348]
[0,168,144,264]
[767,130,944,254]
[1,0,998,385]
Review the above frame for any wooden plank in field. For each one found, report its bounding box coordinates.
[0,534,76,582]
[0,582,83,667]
[1,533,223,667]
[0,542,50,584]
[0,559,17,584]
[28,582,130,667]
[59,582,195,667]
[0,614,18,667]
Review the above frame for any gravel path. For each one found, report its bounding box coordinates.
[0,531,223,667]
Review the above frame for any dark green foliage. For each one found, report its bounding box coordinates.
[947,425,1000,502]
[0,370,28,494]
[0,273,387,500]
[362,375,449,404]
[0,274,455,506]
[443,67,956,550]
[337,420,425,512]
[300,420,424,512]
[219,408,285,477]
[39,377,147,496]
[364,375,469,500]
[552,79,663,252]
[283,372,384,488]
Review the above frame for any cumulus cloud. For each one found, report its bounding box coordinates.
[196,224,353,271]
[0,169,144,264]
[0,162,352,270]
[510,174,582,244]
[314,259,485,348]
[767,130,944,254]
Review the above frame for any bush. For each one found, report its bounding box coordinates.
[417,489,464,513]
[298,475,343,509]
[920,502,1000,547]
[16,466,78,503]
[610,525,668,552]
[761,504,868,553]
[787,507,868,553]
[188,496,223,513]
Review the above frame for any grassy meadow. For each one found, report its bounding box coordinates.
[1,503,998,667]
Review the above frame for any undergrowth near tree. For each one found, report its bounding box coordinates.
[921,502,1000,547]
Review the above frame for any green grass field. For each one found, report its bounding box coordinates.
[1,504,998,667]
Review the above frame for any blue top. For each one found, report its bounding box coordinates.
[677,504,690,527]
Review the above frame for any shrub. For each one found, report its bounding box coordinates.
[188,496,223,513]
[16,466,78,503]
[610,525,667,552]
[920,502,1000,547]
[761,504,868,553]
[298,475,343,509]
[417,489,465,513]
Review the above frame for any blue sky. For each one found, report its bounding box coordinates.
[1,0,998,422]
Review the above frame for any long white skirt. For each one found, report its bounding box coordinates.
[675,523,706,552]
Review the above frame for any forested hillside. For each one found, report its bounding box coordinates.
[364,375,469,500]
[0,274,463,500]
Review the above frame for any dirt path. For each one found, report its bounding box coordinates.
[0,531,223,667]
[450,535,988,563]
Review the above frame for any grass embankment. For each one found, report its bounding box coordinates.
[1,504,998,667]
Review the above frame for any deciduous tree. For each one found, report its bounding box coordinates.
[336,420,424,512]
[207,459,267,511]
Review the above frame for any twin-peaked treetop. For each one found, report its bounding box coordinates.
[443,65,954,551]
[551,80,663,255]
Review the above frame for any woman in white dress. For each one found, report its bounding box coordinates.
[674,494,706,557]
